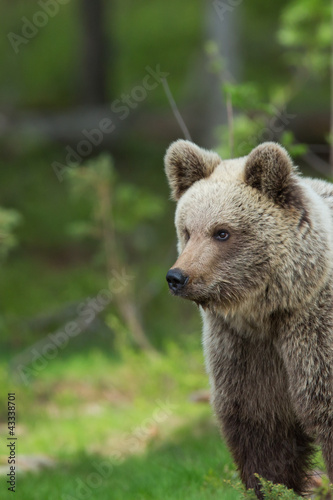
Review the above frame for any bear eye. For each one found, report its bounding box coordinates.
[214,230,230,242]
[184,228,190,242]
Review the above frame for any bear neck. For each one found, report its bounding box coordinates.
[204,275,333,340]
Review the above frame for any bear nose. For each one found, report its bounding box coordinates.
[166,268,189,293]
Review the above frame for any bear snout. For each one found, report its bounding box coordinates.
[166,268,189,294]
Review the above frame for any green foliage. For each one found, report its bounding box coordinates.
[253,475,301,499]
[279,130,308,158]
[222,82,271,114]
[114,184,164,232]
[66,153,163,351]
[0,207,21,260]
[278,0,331,78]
[227,474,302,499]
[206,25,310,160]
[66,153,116,192]
[66,154,164,243]
[207,1,331,160]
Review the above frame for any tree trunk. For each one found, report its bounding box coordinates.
[81,0,108,105]
[203,1,240,148]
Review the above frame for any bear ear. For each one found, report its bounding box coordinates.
[164,140,221,200]
[244,142,297,207]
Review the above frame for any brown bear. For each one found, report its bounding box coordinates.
[164,140,333,499]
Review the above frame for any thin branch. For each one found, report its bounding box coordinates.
[161,78,192,141]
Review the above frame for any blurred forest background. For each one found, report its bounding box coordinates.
[0,0,331,499]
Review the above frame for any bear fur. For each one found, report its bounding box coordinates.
[164,140,333,498]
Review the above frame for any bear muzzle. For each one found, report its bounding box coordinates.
[166,268,189,295]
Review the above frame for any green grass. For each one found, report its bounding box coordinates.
[16,424,238,500]
[0,343,241,500]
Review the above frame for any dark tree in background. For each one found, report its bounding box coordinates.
[81,0,108,105]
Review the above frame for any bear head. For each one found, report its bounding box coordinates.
[165,140,332,315]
